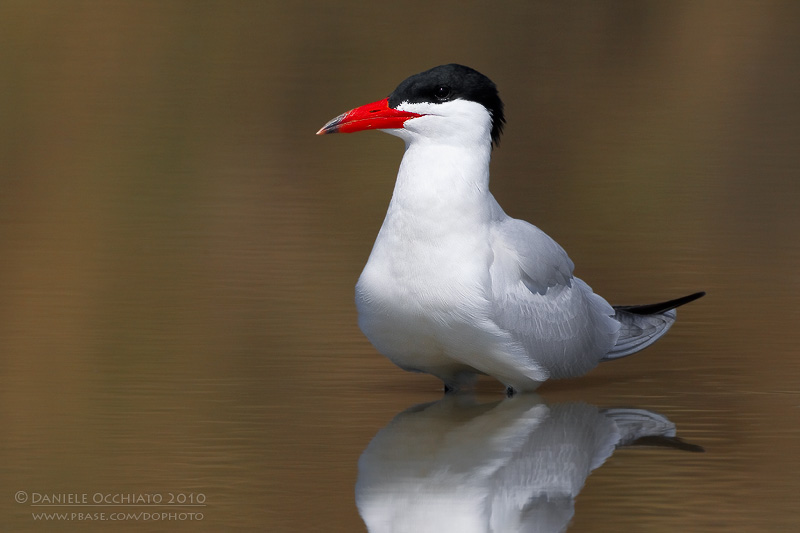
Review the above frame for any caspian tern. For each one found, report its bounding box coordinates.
[317,64,703,394]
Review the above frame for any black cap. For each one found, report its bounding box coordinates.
[387,64,506,147]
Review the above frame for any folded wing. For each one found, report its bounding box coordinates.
[488,211,620,379]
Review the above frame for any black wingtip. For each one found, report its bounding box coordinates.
[626,435,706,453]
[613,291,706,316]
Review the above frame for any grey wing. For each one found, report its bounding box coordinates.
[489,215,620,378]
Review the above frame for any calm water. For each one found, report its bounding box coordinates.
[2,2,800,531]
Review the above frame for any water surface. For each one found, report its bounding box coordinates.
[1,2,799,531]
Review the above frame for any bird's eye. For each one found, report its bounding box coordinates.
[434,86,451,100]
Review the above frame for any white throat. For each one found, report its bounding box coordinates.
[382,99,496,220]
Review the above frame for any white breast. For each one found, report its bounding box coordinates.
[355,140,499,379]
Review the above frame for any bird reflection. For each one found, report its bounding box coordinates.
[356,394,702,533]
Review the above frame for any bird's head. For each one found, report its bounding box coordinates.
[317,64,505,149]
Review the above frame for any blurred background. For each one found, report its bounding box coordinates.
[1,1,799,531]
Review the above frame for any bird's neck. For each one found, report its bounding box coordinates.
[388,140,493,219]
[365,140,496,293]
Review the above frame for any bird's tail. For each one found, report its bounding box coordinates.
[602,291,705,361]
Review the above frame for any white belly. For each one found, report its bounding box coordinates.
[355,224,494,373]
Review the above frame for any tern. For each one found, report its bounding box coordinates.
[317,64,703,394]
